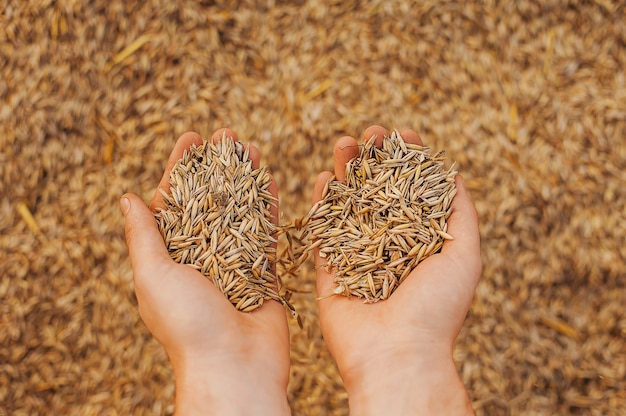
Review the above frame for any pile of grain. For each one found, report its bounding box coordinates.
[157,131,455,308]
[154,137,287,313]
[2,1,625,415]
[286,131,456,301]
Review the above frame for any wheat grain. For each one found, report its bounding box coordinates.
[154,136,292,313]
[154,131,455,306]
[278,130,457,302]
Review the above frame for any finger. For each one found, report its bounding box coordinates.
[361,124,390,147]
[399,129,424,146]
[440,175,482,285]
[315,261,336,299]
[312,171,337,297]
[333,136,359,182]
[210,128,238,144]
[314,243,336,299]
[212,128,261,170]
[246,143,261,170]
[267,172,279,226]
[150,131,204,211]
[312,171,334,204]
[121,193,172,284]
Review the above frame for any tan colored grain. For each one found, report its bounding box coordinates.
[154,137,291,313]
[277,131,457,302]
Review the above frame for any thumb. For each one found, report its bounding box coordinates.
[440,175,482,284]
[120,193,172,281]
[312,171,336,298]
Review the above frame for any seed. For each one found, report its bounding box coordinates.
[407,242,424,257]
[436,230,455,240]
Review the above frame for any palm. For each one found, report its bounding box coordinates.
[316,250,476,379]
[313,126,481,387]
[135,261,290,373]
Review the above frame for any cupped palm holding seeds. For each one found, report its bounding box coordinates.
[154,129,462,309]
[121,130,291,415]
[154,134,288,313]
[310,125,480,415]
[302,130,457,301]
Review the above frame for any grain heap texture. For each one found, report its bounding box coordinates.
[1,1,625,415]
[292,131,456,301]
[154,137,286,313]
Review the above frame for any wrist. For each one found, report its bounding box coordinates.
[342,348,473,416]
[173,356,291,416]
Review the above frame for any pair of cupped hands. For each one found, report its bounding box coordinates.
[120,125,481,415]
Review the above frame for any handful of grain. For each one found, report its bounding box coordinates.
[154,137,287,313]
[296,131,457,302]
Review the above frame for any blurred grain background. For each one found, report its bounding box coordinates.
[1,0,625,415]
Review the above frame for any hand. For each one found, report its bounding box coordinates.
[312,125,481,415]
[121,130,291,416]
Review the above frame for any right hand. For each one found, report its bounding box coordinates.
[312,125,481,415]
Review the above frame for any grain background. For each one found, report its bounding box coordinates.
[1,1,625,415]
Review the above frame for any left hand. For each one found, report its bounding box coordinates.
[121,130,291,416]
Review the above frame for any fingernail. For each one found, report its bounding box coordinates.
[120,196,131,216]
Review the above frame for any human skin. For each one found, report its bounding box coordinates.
[120,129,291,416]
[120,125,481,415]
[312,125,481,415]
